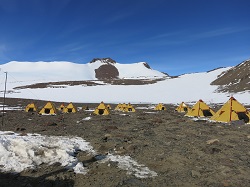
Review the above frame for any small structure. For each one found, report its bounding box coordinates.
[58,103,65,111]
[185,99,215,117]
[107,104,112,110]
[175,102,190,113]
[124,103,136,112]
[154,103,166,110]
[39,101,57,115]
[115,103,123,111]
[25,103,38,112]
[93,101,110,115]
[210,97,250,124]
[82,105,89,110]
[63,102,77,113]
[121,103,128,111]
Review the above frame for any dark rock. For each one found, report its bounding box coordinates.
[95,64,119,80]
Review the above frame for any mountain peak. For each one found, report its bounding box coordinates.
[89,57,116,64]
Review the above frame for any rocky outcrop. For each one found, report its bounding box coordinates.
[95,64,119,80]
[90,57,116,64]
[211,59,250,92]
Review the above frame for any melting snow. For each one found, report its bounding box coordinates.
[0,131,157,178]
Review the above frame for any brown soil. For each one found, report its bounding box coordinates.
[0,98,250,187]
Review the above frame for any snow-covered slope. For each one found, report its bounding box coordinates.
[0,59,166,82]
[0,60,249,104]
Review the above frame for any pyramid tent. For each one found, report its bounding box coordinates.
[93,102,110,115]
[82,105,89,110]
[124,103,136,112]
[154,103,166,110]
[115,103,123,111]
[107,104,112,110]
[185,99,215,117]
[210,97,250,124]
[39,101,57,115]
[175,102,190,113]
[58,103,65,111]
[121,103,128,111]
[25,103,38,112]
[63,102,77,113]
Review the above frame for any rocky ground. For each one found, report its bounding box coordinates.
[0,98,250,187]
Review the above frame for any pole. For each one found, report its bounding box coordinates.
[2,72,7,127]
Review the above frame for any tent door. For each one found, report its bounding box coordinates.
[45,109,50,114]
[28,108,34,112]
[68,108,72,113]
[237,112,249,123]
[99,109,104,115]
[162,107,165,110]
[202,110,213,117]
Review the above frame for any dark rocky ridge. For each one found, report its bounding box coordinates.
[90,57,116,64]
[211,59,250,93]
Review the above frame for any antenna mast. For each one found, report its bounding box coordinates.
[2,72,7,127]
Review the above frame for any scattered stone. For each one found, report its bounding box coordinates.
[191,170,201,178]
[206,139,219,145]
[47,122,57,126]
[77,152,96,167]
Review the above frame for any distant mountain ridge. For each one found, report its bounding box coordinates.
[211,59,250,93]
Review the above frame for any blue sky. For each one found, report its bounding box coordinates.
[0,0,249,75]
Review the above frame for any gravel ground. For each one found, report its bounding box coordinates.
[0,98,250,187]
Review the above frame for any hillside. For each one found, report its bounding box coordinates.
[0,58,167,82]
[0,58,249,104]
[211,59,250,93]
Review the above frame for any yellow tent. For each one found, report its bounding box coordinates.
[121,103,127,111]
[210,97,250,124]
[82,105,89,110]
[124,103,136,112]
[39,101,57,115]
[115,103,123,111]
[93,101,110,115]
[107,104,112,110]
[185,99,215,117]
[154,103,166,110]
[175,102,190,113]
[63,102,77,113]
[25,103,38,112]
[58,103,65,111]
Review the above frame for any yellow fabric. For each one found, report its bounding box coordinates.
[25,103,38,112]
[211,97,250,123]
[58,104,65,111]
[154,103,166,110]
[124,103,136,112]
[175,102,190,113]
[93,102,110,115]
[115,103,122,111]
[63,102,77,113]
[185,100,215,117]
[39,101,57,115]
